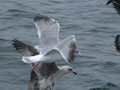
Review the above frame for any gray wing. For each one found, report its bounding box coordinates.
[12,39,39,56]
[56,35,76,63]
[115,34,120,53]
[33,16,60,53]
[12,39,59,79]
[12,39,39,67]
[42,35,76,62]
[28,70,40,90]
[107,0,120,15]
[35,62,59,79]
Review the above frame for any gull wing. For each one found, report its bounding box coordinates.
[34,16,60,53]
[12,39,39,66]
[28,70,40,90]
[55,35,76,63]
[12,39,39,56]
[27,35,77,63]
[12,39,59,79]
[107,0,120,15]
[115,34,120,53]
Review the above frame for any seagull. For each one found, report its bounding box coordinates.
[12,16,82,90]
[106,0,120,15]
[115,34,120,53]
[106,1,120,53]
[13,16,82,64]
[12,39,77,90]
[27,65,77,90]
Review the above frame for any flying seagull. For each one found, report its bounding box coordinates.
[106,0,120,15]
[12,39,77,90]
[106,1,120,53]
[13,16,82,64]
[115,34,120,53]
[12,16,81,90]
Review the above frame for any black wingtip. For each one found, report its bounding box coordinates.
[11,38,24,52]
[115,34,120,53]
[12,38,16,46]
[12,38,19,42]
[11,38,19,46]
[33,16,50,22]
[106,0,113,5]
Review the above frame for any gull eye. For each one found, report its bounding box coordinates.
[68,68,72,71]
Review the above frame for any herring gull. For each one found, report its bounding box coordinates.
[15,16,82,64]
[27,64,77,90]
[12,39,77,90]
[12,16,82,90]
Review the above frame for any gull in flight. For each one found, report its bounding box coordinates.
[106,0,120,53]
[12,40,77,90]
[106,0,120,15]
[13,16,82,64]
[12,16,82,90]
[115,34,120,53]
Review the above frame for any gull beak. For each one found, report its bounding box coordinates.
[75,50,84,58]
[72,70,77,75]
[79,54,84,58]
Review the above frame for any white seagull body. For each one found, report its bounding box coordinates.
[12,16,81,90]
[21,16,78,64]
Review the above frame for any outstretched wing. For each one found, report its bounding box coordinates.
[53,35,76,63]
[34,16,60,53]
[115,34,120,53]
[12,39,39,56]
[12,39,59,79]
[28,70,40,90]
[107,0,120,15]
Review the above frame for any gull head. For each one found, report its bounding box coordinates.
[74,50,84,58]
[60,66,77,75]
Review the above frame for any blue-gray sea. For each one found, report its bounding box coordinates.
[0,0,120,90]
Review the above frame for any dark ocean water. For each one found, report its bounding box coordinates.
[0,0,120,90]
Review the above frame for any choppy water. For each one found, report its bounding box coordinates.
[0,0,120,90]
